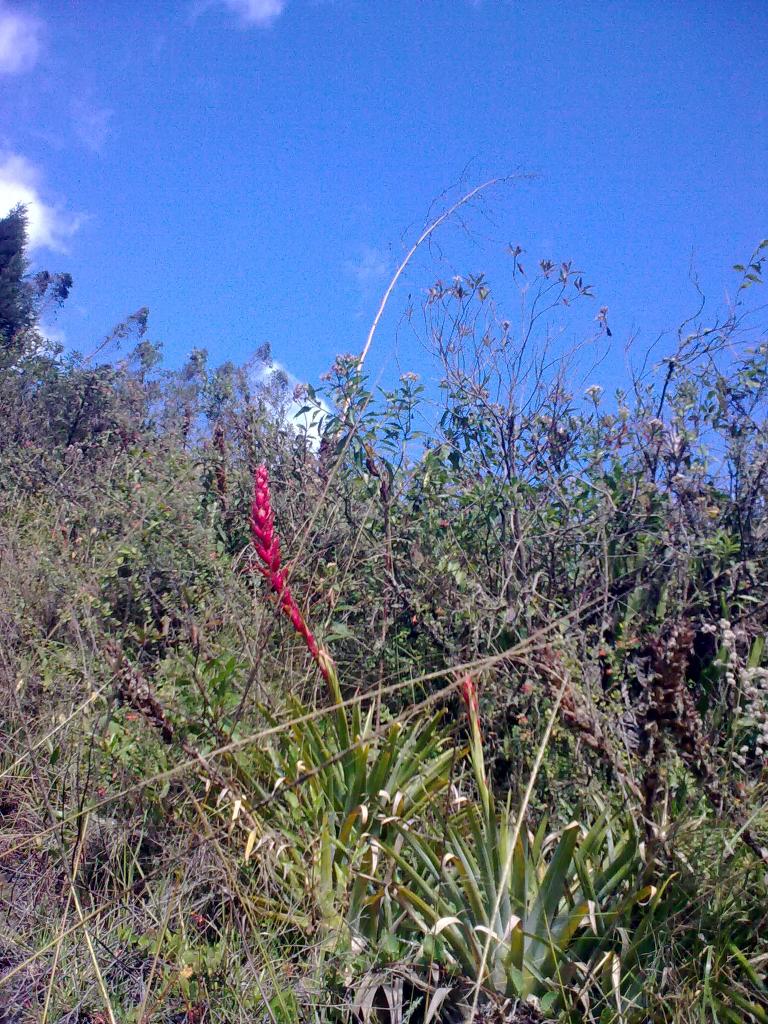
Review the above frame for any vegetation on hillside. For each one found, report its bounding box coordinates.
[1,203,767,1023]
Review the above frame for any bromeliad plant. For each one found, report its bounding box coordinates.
[253,697,457,952]
[247,465,459,950]
[382,677,662,1018]
[246,468,664,1009]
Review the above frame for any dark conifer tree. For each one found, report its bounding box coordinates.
[0,204,72,359]
[0,204,35,351]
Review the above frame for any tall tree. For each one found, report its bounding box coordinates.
[0,204,34,351]
[0,204,72,359]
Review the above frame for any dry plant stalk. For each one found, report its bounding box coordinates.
[641,622,768,864]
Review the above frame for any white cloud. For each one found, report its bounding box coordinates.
[344,245,391,312]
[0,154,81,252]
[0,3,42,74]
[252,357,330,447]
[345,245,390,289]
[71,99,114,154]
[39,323,66,348]
[199,0,287,26]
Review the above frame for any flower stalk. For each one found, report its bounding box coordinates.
[250,464,336,694]
[461,675,490,817]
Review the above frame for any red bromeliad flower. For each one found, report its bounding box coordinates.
[460,674,489,809]
[250,464,330,682]
[460,674,480,718]
[460,674,484,745]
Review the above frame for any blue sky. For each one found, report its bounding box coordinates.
[1,0,766,391]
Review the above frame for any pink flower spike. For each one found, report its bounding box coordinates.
[460,675,480,717]
[461,674,489,812]
[250,464,331,683]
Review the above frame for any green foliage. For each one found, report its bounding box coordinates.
[0,203,72,362]
[379,713,663,1019]
[391,807,648,998]
[1,226,768,1023]
[248,679,458,952]
[0,204,34,351]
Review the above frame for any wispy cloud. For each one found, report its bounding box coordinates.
[196,0,287,27]
[0,153,82,252]
[71,99,114,154]
[0,2,42,75]
[345,245,390,288]
[344,244,391,310]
